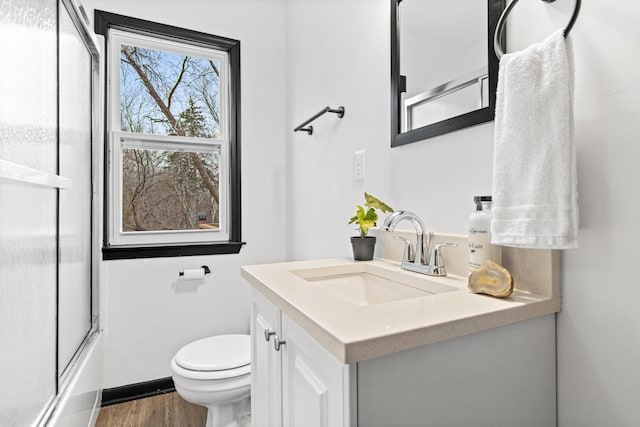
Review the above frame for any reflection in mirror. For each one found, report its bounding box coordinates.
[404,67,488,132]
[391,0,505,147]
[401,0,487,131]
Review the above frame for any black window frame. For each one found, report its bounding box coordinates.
[95,10,243,260]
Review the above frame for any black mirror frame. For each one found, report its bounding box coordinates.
[391,0,506,147]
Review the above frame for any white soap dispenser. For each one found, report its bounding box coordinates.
[468,196,501,274]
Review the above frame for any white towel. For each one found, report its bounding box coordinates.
[491,30,578,249]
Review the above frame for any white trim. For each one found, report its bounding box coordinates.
[116,132,224,149]
[108,133,229,246]
[106,28,231,247]
[109,29,229,140]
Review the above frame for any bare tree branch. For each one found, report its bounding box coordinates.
[168,56,189,111]
[121,46,180,131]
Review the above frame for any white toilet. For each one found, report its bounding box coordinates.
[171,334,251,427]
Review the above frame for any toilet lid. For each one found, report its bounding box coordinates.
[175,334,250,372]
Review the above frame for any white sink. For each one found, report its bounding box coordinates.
[290,263,457,306]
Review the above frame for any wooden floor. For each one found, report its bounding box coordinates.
[95,392,207,427]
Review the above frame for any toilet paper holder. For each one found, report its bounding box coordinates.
[179,265,211,277]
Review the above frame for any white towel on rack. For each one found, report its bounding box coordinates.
[491,30,578,249]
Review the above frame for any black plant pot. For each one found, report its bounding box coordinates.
[351,236,376,261]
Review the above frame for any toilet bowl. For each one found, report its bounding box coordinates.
[171,334,251,427]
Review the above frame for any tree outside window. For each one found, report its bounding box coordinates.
[119,44,222,233]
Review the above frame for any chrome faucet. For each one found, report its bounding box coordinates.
[382,211,429,264]
[382,211,455,277]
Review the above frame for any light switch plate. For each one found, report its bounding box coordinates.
[354,150,365,181]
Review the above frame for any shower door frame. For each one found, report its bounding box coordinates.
[56,0,102,383]
[38,0,102,424]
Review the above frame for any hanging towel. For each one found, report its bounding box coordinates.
[491,30,578,249]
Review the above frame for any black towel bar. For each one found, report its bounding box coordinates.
[294,106,345,135]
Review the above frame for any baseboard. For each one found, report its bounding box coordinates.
[101,377,175,407]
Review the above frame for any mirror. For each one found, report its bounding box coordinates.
[391,0,505,147]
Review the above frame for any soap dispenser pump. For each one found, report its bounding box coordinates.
[468,196,501,274]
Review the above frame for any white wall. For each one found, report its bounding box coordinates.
[284,0,640,426]
[527,2,639,426]
[82,0,287,388]
[285,0,392,260]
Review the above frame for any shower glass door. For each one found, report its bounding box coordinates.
[0,0,59,425]
[58,0,95,378]
[0,0,99,424]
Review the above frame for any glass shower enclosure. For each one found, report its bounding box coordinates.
[0,0,100,425]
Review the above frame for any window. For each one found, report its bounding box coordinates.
[95,11,242,259]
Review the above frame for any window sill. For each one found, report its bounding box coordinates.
[102,241,245,260]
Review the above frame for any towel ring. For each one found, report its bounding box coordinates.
[494,0,581,60]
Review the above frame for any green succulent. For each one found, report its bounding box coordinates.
[349,192,393,238]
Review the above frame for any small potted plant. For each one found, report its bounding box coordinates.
[349,192,393,261]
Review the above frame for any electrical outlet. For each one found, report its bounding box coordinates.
[354,150,365,181]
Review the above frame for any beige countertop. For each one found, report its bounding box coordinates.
[241,256,561,364]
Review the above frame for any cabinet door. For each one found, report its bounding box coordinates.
[281,314,351,427]
[250,288,282,427]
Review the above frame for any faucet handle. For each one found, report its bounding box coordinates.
[428,243,457,276]
[394,236,415,262]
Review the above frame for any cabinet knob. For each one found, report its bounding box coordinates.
[273,335,286,351]
[264,329,276,342]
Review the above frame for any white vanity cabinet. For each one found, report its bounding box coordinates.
[244,257,560,427]
[250,288,353,427]
[251,285,556,427]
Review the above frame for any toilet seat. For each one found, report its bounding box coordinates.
[170,333,252,427]
[173,334,250,380]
